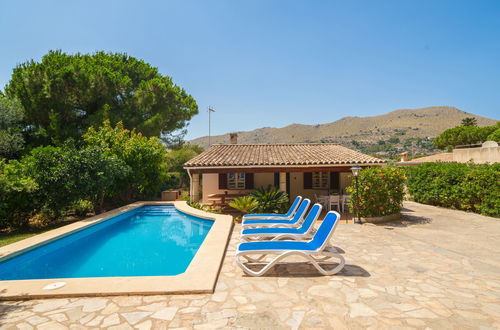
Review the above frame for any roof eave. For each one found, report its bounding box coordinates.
[183,162,386,170]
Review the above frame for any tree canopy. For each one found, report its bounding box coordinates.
[0,94,24,158]
[5,50,198,147]
[433,123,499,150]
[461,117,478,126]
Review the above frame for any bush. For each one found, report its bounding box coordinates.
[0,159,37,228]
[347,167,405,217]
[0,120,172,230]
[406,163,499,217]
[165,144,203,188]
[0,94,25,158]
[250,186,289,214]
[83,120,168,200]
[21,145,129,217]
[487,128,500,142]
[228,196,259,213]
[71,200,94,216]
[0,143,130,229]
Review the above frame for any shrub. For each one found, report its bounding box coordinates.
[83,120,168,200]
[28,212,52,229]
[228,196,259,213]
[72,200,94,216]
[347,167,405,217]
[165,144,203,188]
[0,159,37,229]
[0,94,25,158]
[487,128,500,142]
[406,163,499,217]
[251,186,289,214]
[22,145,129,217]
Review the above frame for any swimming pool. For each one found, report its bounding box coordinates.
[0,205,213,281]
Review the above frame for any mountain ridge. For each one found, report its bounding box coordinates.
[189,106,497,156]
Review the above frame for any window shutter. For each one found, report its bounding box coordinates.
[218,173,227,189]
[330,172,340,190]
[245,173,254,189]
[303,172,312,189]
[274,173,280,189]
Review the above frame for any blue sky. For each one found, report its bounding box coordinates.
[1,0,499,140]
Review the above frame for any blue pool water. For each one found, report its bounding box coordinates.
[0,206,213,280]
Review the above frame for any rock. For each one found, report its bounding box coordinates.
[120,312,152,325]
[101,313,121,327]
[349,303,378,318]
[81,298,108,312]
[150,307,179,321]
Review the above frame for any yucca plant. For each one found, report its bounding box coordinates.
[228,195,259,214]
[251,185,289,214]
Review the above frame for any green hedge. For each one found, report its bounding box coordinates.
[406,163,500,217]
[0,121,168,230]
[347,167,406,217]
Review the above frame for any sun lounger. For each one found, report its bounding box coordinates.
[240,203,322,241]
[236,211,345,276]
[242,199,311,228]
[242,196,302,221]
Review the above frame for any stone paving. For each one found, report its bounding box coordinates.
[1,202,499,329]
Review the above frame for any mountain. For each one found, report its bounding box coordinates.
[189,106,497,157]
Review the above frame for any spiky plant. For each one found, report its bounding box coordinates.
[251,185,289,213]
[228,195,259,214]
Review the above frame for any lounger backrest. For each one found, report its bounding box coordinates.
[296,203,322,234]
[290,198,310,224]
[308,211,340,251]
[285,196,302,217]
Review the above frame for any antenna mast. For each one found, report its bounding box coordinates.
[208,107,215,146]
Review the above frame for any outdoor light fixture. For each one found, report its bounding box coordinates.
[351,165,361,177]
[351,165,362,224]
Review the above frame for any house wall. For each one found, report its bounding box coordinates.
[201,172,274,204]
[201,171,353,204]
[289,172,353,201]
[452,144,500,164]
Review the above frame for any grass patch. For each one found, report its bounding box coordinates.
[0,218,81,248]
[0,232,42,248]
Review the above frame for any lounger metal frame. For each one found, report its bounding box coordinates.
[236,211,345,277]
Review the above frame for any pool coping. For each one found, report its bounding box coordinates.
[0,201,233,300]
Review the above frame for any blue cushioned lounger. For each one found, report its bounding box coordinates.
[241,203,322,241]
[242,196,302,221]
[242,199,311,229]
[236,211,345,276]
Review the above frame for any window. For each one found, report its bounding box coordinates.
[312,172,329,189]
[227,172,246,189]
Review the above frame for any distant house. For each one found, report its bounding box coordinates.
[398,141,500,166]
[184,135,385,203]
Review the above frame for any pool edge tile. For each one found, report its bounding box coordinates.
[0,201,233,300]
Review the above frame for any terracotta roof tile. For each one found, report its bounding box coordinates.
[184,144,385,167]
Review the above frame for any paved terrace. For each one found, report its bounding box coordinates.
[1,202,499,329]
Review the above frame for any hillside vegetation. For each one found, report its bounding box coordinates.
[190,106,497,158]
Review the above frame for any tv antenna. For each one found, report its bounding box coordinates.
[208,107,215,146]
